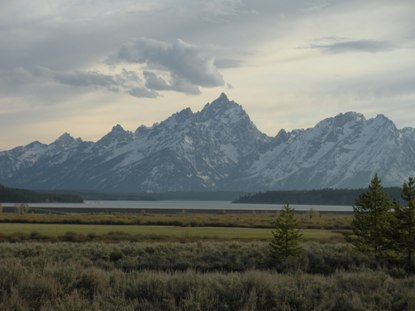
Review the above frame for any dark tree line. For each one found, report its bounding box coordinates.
[0,184,83,203]
[234,187,403,205]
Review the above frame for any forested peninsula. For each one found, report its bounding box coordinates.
[233,188,403,205]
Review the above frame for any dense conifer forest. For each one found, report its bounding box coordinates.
[0,184,83,203]
[234,187,403,205]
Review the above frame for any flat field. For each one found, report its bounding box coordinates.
[0,210,353,229]
[0,223,343,241]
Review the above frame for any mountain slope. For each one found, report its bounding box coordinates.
[0,94,414,191]
[0,94,269,191]
[239,112,415,190]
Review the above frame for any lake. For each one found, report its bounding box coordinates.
[2,200,353,212]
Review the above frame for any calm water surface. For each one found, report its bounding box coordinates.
[3,200,353,211]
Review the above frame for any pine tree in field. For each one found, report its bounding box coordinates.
[394,177,415,272]
[352,175,394,260]
[269,204,303,265]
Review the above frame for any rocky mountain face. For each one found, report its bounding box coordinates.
[1,93,414,191]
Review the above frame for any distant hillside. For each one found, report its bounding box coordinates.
[233,188,403,206]
[0,184,83,203]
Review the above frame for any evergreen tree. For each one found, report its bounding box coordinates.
[394,177,415,272]
[269,204,303,265]
[352,175,394,260]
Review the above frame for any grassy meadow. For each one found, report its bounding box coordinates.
[0,209,349,242]
[0,208,413,310]
[0,209,353,229]
[0,223,344,242]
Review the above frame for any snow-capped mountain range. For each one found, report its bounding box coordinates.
[1,93,414,191]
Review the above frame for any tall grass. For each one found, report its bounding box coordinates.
[0,241,371,273]
[0,242,413,310]
[0,258,414,310]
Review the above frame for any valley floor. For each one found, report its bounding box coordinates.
[0,210,414,310]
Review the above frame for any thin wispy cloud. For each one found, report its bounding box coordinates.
[128,87,158,99]
[307,37,395,54]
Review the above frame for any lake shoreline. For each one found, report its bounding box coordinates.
[1,200,353,213]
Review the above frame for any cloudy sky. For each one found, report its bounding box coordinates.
[0,0,414,150]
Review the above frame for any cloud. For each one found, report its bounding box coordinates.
[0,67,40,92]
[307,37,394,53]
[0,35,227,99]
[214,58,243,68]
[0,66,161,99]
[143,70,201,95]
[113,38,225,89]
[170,75,201,95]
[53,71,120,92]
[128,87,158,98]
[52,68,163,98]
[143,71,171,91]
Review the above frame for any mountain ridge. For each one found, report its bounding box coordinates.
[1,93,414,191]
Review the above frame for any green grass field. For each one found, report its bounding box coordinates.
[0,223,343,241]
[0,211,354,230]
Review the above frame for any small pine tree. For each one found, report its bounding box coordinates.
[352,174,394,261]
[394,177,415,272]
[269,204,303,266]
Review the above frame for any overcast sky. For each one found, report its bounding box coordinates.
[1,0,414,150]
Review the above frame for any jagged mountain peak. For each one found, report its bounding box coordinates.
[375,113,388,119]
[334,111,365,123]
[371,113,394,125]
[26,141,45,148]
[274,129,289,144]
[97,124,133,147]
[208,92,238,109]
[165,107,194,123]
[197,93,246,121]
[103,124,130,138]
[55,132,74,141]
[111,124,126,132]
[52,133,80,147]
[315,112,365,129]
[1,94,414,192]
[134,125,148,137]
[339,111,365,119]
[311,112,397,136]
[219,92,228,100]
